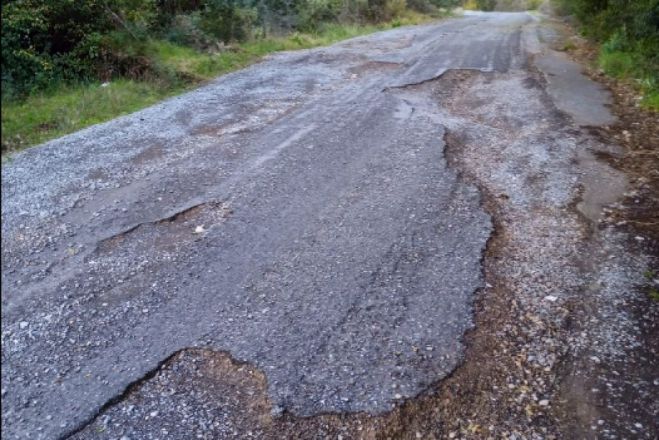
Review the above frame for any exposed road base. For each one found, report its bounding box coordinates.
[71,69,657,440]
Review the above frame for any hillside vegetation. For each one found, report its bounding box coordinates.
[1,0,460,152]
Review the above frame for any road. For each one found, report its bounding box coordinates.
[2,11,656,440]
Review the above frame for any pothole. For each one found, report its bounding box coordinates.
[96,201,232,255]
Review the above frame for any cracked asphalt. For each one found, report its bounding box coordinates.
[2,11,657,440]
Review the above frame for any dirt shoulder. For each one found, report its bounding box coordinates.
[545,17,659,244]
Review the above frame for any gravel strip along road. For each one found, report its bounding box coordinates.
[2,11,656,440]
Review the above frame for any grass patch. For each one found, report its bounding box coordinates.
[2,16,433,154]
[1,80,170,151]
[641,88,659,110]
[598,49,658,111]
[649,288,659,302]
[598,50,635,78]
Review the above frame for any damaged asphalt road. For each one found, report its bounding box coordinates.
[2,11,657,440]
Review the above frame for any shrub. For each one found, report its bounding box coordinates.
[163,12,214,48]
[385,0,408,19]
[1,0,156,98]
[476,0,496,11]
[200,0,257,42]
[297,0,343,31]
[407,0,436,13]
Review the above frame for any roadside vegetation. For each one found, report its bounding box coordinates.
[1,0,461,152]
[551,0,658,110]
[462,0,541,11]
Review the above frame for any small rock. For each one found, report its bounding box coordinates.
[150,411,159,418]
[19,321,29,329]
[193,225,205,234]
[544,295,558,302]
[539,399,550,406]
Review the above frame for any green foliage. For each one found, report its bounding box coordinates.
[296,0,343,31]
[494,0,541,10]
[553,0,658,110]
[526,0,541,9]
[649,287,659,302]
[599,50,634,78]
[1,0,156,98]
[1,79,168,151]
[475,0,496,11]
[408,0,462,14]
[200,0,258,42]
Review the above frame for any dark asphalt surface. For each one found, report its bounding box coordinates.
[3,12,547,439]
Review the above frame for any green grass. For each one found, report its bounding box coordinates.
[2,80,170,151]
[598,50,635,78]
[649,288,659,302]
[2,16,434,154]
[641,88,659,109]
[598,49,659,111]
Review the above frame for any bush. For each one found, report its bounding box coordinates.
[475,0,496,10]
[163,12,213,48]
[385,0,408,19]
[494,0,541,11]
[553,0,658,76]
[407,0,436,13]
[1,0,156,98]
[295,0,343,32]
[200,0,257,42]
